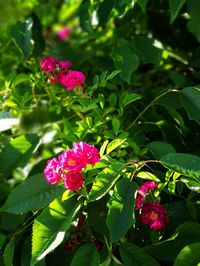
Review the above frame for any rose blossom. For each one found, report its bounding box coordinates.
[58,149,87,172]
[140,201,169,230]
[72,142,100,165]
[60,70,86,91]
[44,158,62,184]
[58,60,72,71]
[64,171,84,191]
[57,27,70,40]
[40,56,58,73]
[135,181,158,211]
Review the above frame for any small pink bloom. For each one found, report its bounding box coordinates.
[140,201,169,231]
[40,56,58,73]
[72,142,100,165]
[58,60,72,71]
[61,70,86,91]
[58,149,87,172]
[44,158,62,184]
[135,181,158,211]
[64,171,84,191]
[57,27,70,40]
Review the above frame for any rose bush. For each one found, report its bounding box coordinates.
[1,0,200,265]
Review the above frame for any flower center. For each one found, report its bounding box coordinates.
[68,159,76,166]
[150,211,158,220]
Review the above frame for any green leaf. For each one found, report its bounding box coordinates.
[0,134,39,181]
[168,0,186,23]
[180,178,200,191]
[97,0,115,26]
[145,222,200,261]
[31,191,82,265]
[0,112,19,131]
[3,241,14,266]
[88,163,126,202]
[106,178,137,243]
[187,1,200,42]
[137,0,149,12]
[147,141,176,159]
[106,138,126,155]
[10,17,33,58]
[113,41,140,84]
[71,243,100,266]
[79,0,92,33]
[160,153,200,180]
[180,87,200,124]
[133,36,162,65]
[31,13,45,57]
[2,174,66,214]
[11,73,30,88]
[120,243,160,266]
[174,242,200,265]
[136,171,160,182]
[119,92,142,109]
[112,118,120,134]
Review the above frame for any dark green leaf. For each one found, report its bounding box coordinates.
[0,134,39,180]
[147,141,176,159]
[10,17,33,58]
[145,222,200,261]
[180,87,200,124]
[71,243,99,266]
[107,178,137,243]
[2,174,65,214]
[137,0,149,12]
[79,0,92,32]
[31,191,82,265]
[3,241,14,266]
[120,242,160,266]
[187,1,200,42]
[113,41,140,84]
[168,0,186,23]
[119,92,142,109]
[160,153,200,180]
[97,0,115,26]
[133,36,162,65]
[180,178,200,191]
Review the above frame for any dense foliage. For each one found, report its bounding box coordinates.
[1,0,200,265]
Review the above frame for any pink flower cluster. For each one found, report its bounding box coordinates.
[44,142,100,191]
[40,56,86,91]
[135,181,169,230]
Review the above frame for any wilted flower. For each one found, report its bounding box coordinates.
[140,201,169,230]
[64,171,84,191]
[40,56,58,73]
[135,181,158,211]
[57,27,70,40]
[44,158,62,184]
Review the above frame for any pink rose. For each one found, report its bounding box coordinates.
[44,158,62,184]
[40,56,58,73]
[57,27,71,40]
[61,70,86,91]
[140,201,169,230]
[72,142,100,165]
[58,60,72,71]
[58,149,87,172]
[64,171,84,191]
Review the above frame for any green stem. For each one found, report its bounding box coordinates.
[127,89,178,130]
